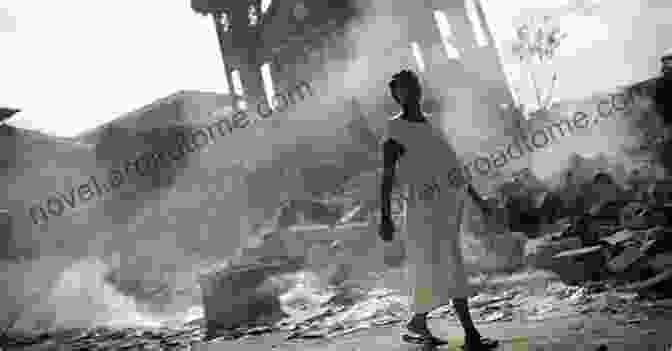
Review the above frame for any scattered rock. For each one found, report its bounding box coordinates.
[552,245,607,284]
[525,237,582,269]
[600,229,639,246]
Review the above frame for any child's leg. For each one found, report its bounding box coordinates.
[406,286,434,336]
[452,297,480,340]
[405,312,430,336]
[453,297,499,350]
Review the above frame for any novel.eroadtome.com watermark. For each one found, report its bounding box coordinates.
[405,91,635,201]
[458,91,634,182]
[27,81,314,226]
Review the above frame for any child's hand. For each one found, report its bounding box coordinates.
[379,216,396,242]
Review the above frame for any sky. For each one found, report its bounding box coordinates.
[0,1,228,137]
[1,0,671,137]
[481,0,672,106]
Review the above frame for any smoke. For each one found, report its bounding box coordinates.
[0,256,175,332]
[9,0,664,333]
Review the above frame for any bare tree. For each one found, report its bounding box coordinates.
[512,16,567,113]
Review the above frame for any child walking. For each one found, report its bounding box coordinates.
[379,70,499,350]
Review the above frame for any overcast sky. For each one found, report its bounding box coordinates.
[1,0,671,137]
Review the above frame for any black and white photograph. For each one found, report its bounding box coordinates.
[2,1,672,350]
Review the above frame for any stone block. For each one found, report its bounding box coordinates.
[463,232,527,274]
[524,237,582,269]
[551,245,607,284]
[607,245,644,273]
[600,229,639,246]
[200,261,300,333]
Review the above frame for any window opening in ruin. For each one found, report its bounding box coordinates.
[237,99,248,110]
[465,0,488,47]
[261,0,273,14]
[433,10,461,60]
[294,2,308,21]
[231,70,245,96]
[221,63,231,93]
[261,62,277,110]
[219,12,231,32]
[410,42,426,73]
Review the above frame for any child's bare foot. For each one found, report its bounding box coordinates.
[405,313,431,336]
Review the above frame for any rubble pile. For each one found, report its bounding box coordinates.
[5,175,671,350]
[5,270,672,350]
[2,325,206,351]
[520,171,672,293]
[530,222,672,290]
[251,273,666,342]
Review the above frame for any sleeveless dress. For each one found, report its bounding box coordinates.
[385,114,475,314]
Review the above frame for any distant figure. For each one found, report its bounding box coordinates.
[378,70,498,350]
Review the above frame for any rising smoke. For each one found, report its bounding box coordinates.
[4,0,666,333]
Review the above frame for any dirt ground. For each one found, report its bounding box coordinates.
[194,269,672,351]
[193,311,672,351]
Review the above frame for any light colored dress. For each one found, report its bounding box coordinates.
[385,114,475,314]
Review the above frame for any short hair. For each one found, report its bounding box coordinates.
[593,172,613,184]
[389,70,422,99]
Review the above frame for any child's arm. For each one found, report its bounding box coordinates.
[467,183,491,216]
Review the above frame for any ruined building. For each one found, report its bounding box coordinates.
[191,0,525,193]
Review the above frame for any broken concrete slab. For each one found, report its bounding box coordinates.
[640,240,659,255]
[622,268,672,292]
[525,237,582,269]
[607,246,645,273]
[552,246,607,284]
[644,226,670,241]
[200,261,303,334]
[620,202,654,230]
[463,231,527,275]
[600,229,642,247]
[647,253,672,272]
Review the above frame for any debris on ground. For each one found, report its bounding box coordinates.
[525,183,672,293]
[4,176,671,350]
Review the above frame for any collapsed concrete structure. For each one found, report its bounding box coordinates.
[0,83,381,329]
[188,0,531,336]
[2,0,670,338]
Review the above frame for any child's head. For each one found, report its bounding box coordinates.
[389,70,422,105]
